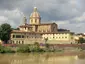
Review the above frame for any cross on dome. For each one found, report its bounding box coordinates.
[34,7,37,12]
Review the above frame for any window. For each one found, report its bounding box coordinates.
[27,36,29,38]
[19,41,20,44]
[39,30,41,32]
[35,19,37,23]
[65,37,67,38]
[71,37,73,39]
[25,27,26,30]
[13,35,15,38]
[16,35,21,38]
[22,35,24,38]
[43,30,45,32]
[53,27,55,31]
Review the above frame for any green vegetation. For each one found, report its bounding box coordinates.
[17,42,45,53]
[16,42,63,53]
[17,44,30,53]
[44,38,48,44]
[0,23,12,43]
[0,45,15,53]
[78,37,85,44]
[0,43,82,53]
[29,42,43,52]
[45,43,50,48]
[1,42,83,53]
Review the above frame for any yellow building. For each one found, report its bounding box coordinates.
[74,33,85,43]
[11,7,75,44]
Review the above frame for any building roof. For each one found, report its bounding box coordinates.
[11,30,58,34]
[12,30,73,34]
[19,24,32,28]
[58,31,74,34]
[19,23,57,28]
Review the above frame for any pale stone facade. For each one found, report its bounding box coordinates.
[10,7,75,44]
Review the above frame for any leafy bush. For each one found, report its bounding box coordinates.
[29,42,44,52]
[0,45,15,53]
[17,44,30,53]
[17,42,45,53]
[78,37,85,44]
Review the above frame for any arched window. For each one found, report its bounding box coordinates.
[13,35,15,38]
[25,27,26,30]
[35,19,37,23]
[19,41,20,44]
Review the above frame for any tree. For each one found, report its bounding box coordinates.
[32,42,41,52]
[34,42,40,48]
[44,38,50,49]
[0,23,12,43]
[44,38,48,44]
[78,37,85,44]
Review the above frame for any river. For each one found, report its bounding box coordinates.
[0,52,85,64]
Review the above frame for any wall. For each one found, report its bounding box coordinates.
[11,32,75,44]
[37,25,51,32]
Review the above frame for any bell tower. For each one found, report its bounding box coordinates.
[30,7,41,24]
[23,16,27,25]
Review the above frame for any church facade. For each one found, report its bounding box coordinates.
[10,7,75,44]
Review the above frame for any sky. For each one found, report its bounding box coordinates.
[0,0,85,33]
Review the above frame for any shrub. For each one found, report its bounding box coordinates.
[0,45,15,53]
[17,44,30,53]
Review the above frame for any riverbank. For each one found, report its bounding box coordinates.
[0,42,85,53]
[0,44,85,53]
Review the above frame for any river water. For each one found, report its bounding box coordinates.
[0,52,85,64]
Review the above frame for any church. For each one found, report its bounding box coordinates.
[10,7,75,44]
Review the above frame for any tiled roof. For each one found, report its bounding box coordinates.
[19,23,56,27]
[11,30,58,34]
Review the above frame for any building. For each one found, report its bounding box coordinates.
[74,33,85,43]
[11,7,75,44]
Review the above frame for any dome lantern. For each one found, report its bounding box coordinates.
[34,7,37,12]
[29,7,41,24]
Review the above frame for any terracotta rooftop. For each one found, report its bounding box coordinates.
[19,25,32,28]
[19,23,57,27]
[12,30,73,34]
[11,30,58,34]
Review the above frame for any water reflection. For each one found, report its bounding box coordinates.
[78,54,85,59]
[0,52,85,64]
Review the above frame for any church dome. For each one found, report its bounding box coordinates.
[30,7,40,18]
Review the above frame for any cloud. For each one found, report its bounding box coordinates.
[0,0,85,33]
[0,16,8,22]
[56,12,85,33]
[0,8,24,27]
[72,12,85,22]
[55,20,69,25]
[0,0,83,20]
